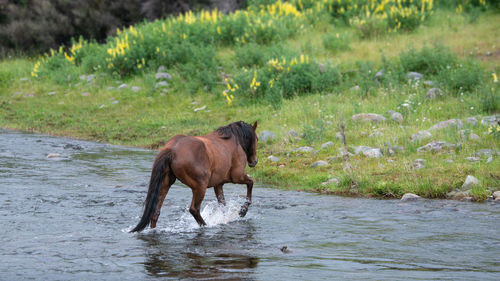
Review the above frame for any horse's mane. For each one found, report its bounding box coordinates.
[215,121,256,158]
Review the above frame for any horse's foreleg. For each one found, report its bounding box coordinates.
[239,175,253,217]
[214,184,226,206]
[189,186,207,226]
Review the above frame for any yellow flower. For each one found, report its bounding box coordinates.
[493,73,498,83]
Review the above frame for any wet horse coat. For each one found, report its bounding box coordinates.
[131,121,258,232]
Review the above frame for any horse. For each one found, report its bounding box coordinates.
[130,121,259,232]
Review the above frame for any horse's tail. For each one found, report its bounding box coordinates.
[130,149,173,233]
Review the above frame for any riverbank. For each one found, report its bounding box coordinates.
[1,6,499,200]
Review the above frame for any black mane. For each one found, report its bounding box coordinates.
[215,121,256,158]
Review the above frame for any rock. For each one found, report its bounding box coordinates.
[446,159,454,163]
[11,91,22,97]
[63,144,83,150]
[46,153,61,158]
[426,88,442,99]
[117,83,128,90]
[351,113,386,122]
[429,119,464,130]
[351,85,361,91]
[493,191,500,200]
[321,141,334,149]
[321,178,339,186]
[79,75,87,81]
[417,141,457,153]
[374,69,384,80]
[285,130,298,138]
[407,72,423,81]
[280,246,291,253]
[335,132,344,140]
[131,86,141,92]
[401,193,421,201]
[80,92,90,97]
[23,93,35,98]
[459,130,480,141]
[354,146,383,158]
[86,74,95,82]
[267,155,280,162]
[337,148,354,157]
[474,149,499,157]
[423,80,434,86]
[20,77,29,82]
[155,81,169,88]
[412,159,425,170]
[259,130,277,143]
[411,130,432,142]
[462,175,480,190]
[318,63,326,74]
[465,156,480,162]
[447,189,472,200]
[487,156,493,163]
[155,72,172,80]
[391,112,404,123]
[106,86,115,90]
[193,105,206,112]
[465,117,478,126]
[292,146,314,153]
[311,160,328,167]
[369,131,383,138]
[48,91,56,96]
[481,115,499,126]
[158,65,166,72]
[111,100,119,104]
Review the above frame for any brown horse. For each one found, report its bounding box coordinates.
[130,121,258,232]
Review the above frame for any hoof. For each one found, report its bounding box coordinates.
[239,207,248,217]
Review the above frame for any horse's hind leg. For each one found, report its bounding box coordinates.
[189,186,207,226]
[214,184,226,206]
[150,176,175,228]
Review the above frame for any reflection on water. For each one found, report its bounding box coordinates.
[1,129,499,280]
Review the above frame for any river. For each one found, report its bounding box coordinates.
[0,129,499,280]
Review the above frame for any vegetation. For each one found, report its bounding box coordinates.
[1,0,499,200]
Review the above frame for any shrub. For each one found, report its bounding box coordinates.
[322,32,351,53]
[438,60,483,92]
[398,44,457,76]
[480,85,499,113]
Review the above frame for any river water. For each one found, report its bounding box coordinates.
[0,129,499,280]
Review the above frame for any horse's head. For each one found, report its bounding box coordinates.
[247,121,258,167]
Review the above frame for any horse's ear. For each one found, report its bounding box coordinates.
[252,121,258,130]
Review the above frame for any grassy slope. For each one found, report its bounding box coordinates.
[0,11,499,199]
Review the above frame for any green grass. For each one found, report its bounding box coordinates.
[1,10,499,201]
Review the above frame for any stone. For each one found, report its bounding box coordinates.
[86,74,95,82]
[481,115,499,126]
[20,77,29,82]
[111,100,119,104]
[193,105,206,112]
[369,131,383,138]
[11,91,22,97]
[267,155,280,162]
[106,86,115,90]
[411,130,432,142]
[447,190,472,200]
[259,130,277,143]
[311,160,328,167]
[155,81,169,88]
[351,85,361,91]
[462,175,480,190]
[486,156,493,163]
[155,72,172,80]
[335,132,344,140]
[412,159,425,170]
[493,191,500,200]
[459,130,480,141]
[292,146,314,153]
[401,193,421,201]
[423,80,434,86]
[321,178,339,186]
[354,146,382,158]
[417,141,457,153]
[465,117,478,126]
[158,65,166,72]
[131,86,141,92]
[79,75,87,81]
[465,156,480,162]
[391,112,404,123]
[80,92,90,97]
[474,149,499,157]
[426,88,442,99]
[47,153,61,158]
[23,93,35,98]
[48,91,56,96]
[429,119,464,130]
[351,113,386,122]
[446,159,454,163]
[321,141,334,149]
[407,72,423,81]
[117,83,128,90]
[318,62,327,74]
[285,130,298,138]
[374,69,384,80]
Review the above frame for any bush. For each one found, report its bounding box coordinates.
[398,44,458,76]
[480,85,499,113]
[322,32,351,53]
[438,60,483,92]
